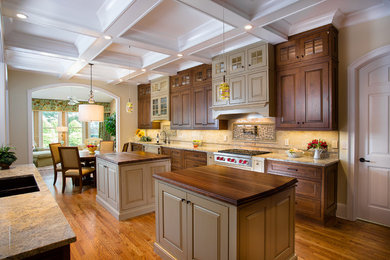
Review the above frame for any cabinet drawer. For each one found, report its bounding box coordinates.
[171,149,183,159]
[296,196,321,219]
[184,159,207,169]
[184,150,207,162]
[266,160,321,181]
[296,179,321,200]
[131,143,143,152]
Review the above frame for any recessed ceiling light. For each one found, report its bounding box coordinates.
[244,24,253,30]
[177,53,183,57]
[16,13,28,19]
[104,35,112,40]
[141,69,146,72]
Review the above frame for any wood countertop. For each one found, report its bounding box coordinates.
[96,151,170,165]
[153,165,297,206]
[0,164,76,259]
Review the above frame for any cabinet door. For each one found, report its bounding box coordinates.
[193,86,206,128]
[158,183,187,260]
[228,51,246,74]
[147,163,170,204]
[300,62,329,128]
[299,30,329,62]
[212,78,228,106]
[247,44,267,69]
[151,97,159,119]
[170,75,180,90]
[120,165,146,209]
[212,56,227,78]
[276,68,301,128]
[187,193,229,260]
[106,164,118,209]
[276,40,299,66]
[205,86,217,128]
[229,75,246,104]
[170,92,182,128]
[180,89,192,128]
[248,71,268,103]
[159,96,169,120]
[96,161,107,199]
[183,159,207,169]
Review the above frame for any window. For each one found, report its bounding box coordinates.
[41,111,60,148]
[88,121,99,138]
[67,112,82,146]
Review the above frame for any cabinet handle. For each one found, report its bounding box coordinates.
[181,198,186,203]
[186,200,191,204]
[248,64,251,66]
[297,122,300,124]
[302,122,304,125]
[241,66,244,68]
[287,168,298,171]
[301,55,304,58]
[296,55,299,59]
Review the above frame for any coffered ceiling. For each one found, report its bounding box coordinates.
[2,0,390,84]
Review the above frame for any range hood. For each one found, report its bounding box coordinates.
[213,102,274,120]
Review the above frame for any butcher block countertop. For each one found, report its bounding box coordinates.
[153,165,297,206]
[96,151,170,165]
[0,164,76,259]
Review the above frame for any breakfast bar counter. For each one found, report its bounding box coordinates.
[0,164,76,260]
[153,165,298,260]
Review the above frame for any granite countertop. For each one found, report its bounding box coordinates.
[153,165,297,206]
[256,153,339,167]
[96,151,170,165]
[0,164,76,259]
[130,141,219,153]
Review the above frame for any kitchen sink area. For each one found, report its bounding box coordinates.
[0,174,40,198]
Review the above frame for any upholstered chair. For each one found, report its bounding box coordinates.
[49,143,62,185]
[99,140,115,153]
[122,142,129,152]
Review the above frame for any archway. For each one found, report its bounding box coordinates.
[27,83,120,164]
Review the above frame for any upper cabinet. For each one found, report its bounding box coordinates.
[170,64,228,130]
[138,84,160,129]
[275,24,338,130]
[151,76,170,122]
[211,42,275,118]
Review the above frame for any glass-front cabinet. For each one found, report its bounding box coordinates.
[151,76,170,121]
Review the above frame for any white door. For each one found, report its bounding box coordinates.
[358,53,390,227]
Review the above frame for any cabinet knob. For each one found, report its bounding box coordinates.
[302,122,304,125]
[241,66,244,68]
[296,56,299,59]
[186,200,191,204]
[359,158,371,163]
[297,122,300,124]
[181,198,186,202]
[301,55,304,58]
[248,64,251,66]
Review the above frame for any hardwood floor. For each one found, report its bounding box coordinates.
[39,167,390,260]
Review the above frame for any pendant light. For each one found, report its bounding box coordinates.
[79,63,104,122]
[126,45,133,113]
[219,6,230,100]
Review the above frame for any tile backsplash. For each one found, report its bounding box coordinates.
[140,118,339,152]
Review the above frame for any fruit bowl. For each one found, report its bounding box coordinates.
[87,145,98,154]
[286,148,304,158]
[192,140,202,148]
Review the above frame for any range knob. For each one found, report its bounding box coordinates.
[239,160,243,163]
[243,160,248,164]
[232,159,236,163]
[227,158,231,162]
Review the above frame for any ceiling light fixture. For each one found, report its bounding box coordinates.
[16,13,28,19]
[78,63,104,122]
[104,35,112,40]
[219,7,230,101]
[126,45,134,113]
[244,24,253,30]
[141,68,146,72]
[177,53,183,57]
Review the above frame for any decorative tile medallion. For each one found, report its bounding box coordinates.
[233,122,275,141]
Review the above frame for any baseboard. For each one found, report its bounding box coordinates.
[154,242,176,260]
[336,203,347,219]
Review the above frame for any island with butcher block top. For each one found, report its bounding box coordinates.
[153,165,298,260]
[96,151,170,220]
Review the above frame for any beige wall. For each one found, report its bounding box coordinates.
[0,4,8,146]
[338,15,390,204]
[7,69,138,164]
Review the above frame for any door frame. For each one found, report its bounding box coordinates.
[347,44,390,221]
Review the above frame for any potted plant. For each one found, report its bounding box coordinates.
[105,113,116,138]
[307,139,328,159]
[0,145,17,169]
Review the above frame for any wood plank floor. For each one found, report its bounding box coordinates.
[39,167,390,260]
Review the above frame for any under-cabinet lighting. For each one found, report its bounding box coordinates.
[177,53,183,57]
[16,13,28,19]
[141,69,146,72]
[104,35,112,40]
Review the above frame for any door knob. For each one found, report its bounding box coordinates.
[359,158,371,163]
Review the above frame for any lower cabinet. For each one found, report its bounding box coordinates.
[130,143,144,152]
[265,159,338,225]
[161,147,207,171]
[96,158,170,220]
[154,181,296,260]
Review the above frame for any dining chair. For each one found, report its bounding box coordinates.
[100,140,114,153]
[49,143,62,185]
[58,147,96,193]
[122,142,129,152]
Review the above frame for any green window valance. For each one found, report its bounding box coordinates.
[32,98,111,113]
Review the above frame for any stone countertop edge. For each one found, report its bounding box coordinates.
[130,141,219,153]
[96,151,171,165]
[0,164,76,260]
[255,153,339,167]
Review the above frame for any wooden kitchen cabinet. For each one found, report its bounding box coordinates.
[228,50,246,74]
[275,24,338,130]
[193,64,212,86]
[137,84,160,129]
[161,147,207,171]
[151,76,170,122]
[265,159,338,225]
[170,88,192,129]
[130,143,143,152]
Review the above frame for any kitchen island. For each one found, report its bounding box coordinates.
[0,164,76,260]
[96,151,170,220]
[153,165,298,260]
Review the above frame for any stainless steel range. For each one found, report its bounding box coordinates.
[213,149,270,170]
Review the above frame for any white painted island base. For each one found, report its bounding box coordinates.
[96,157,170,221]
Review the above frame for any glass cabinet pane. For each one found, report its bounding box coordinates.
[152,98,159,116]
[160,97,167,115]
